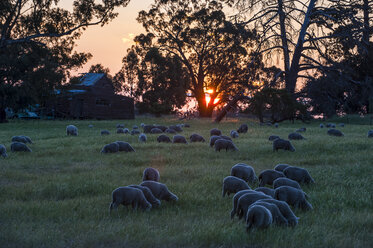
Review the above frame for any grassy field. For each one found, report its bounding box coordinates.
[0,117,372,248]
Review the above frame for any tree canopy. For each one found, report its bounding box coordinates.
[135,0,258,117]
[0,0,131,122]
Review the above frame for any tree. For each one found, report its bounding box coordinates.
[114,48,139,96]
[116,43,189,116]
[230,0,338,95]
[304,0,373,116]
[136,0,257,117]
[0,0,131,122]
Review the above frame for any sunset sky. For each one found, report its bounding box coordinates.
[60,0,154,76]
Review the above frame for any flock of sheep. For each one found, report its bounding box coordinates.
[1,120,372,233]
[223,163,314,230]
[110,167,178,213]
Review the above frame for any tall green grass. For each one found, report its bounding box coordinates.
[0,118,372,247]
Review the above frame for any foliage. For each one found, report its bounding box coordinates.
[135,47,189,116]
[304,0,373,117]
[248,87,308,123]
[0,0,131,122]
[136,0,258,117]
[0,118,372,247]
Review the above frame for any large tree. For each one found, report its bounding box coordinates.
[304,0,373,116]
[136,0,257,117]
[229,0,339,95]
[0,0,131,122]
[115,38,189,116]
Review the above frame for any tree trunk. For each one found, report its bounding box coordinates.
[214,94,251,123]
[285,0,316,94]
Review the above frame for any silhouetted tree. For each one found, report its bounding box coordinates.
[136,0,257,117]
[0,0,131,122]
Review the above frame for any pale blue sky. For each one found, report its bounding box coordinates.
[59,0,154,75]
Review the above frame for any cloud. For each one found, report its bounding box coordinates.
[122,33,136,44]
[122,38,131,43]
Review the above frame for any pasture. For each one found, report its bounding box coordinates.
[0,118,372,248]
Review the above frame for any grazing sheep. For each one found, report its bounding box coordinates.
[273,178,301,190]
[339,123,345,127]
[296,127,306,133]
[169,125,182,132]
[11,136,28,144]
[268,135,280,141]
[142,167,160,182]
[131,130,140,135]
[0,144,8,158]
[368,130,373,138]
[237,192,272,220]
[251,201,288,226]
[222,176,250,197]
[115,141,135,152]
[209,135,221,147]
[21,135,32,144]
[274,163,291,172]
[214,139,238,152]
[230,130,239,138]
[246,205,272,230]
[327,128,344,137]
[143,125,155,133]
[140,123,145,128]
[320,123,324,128]
[154,125,167,132]
[165,128,177,134]
[190,133,205,142]
[11,142,32,152]
[117,128,125,134]
[230,189,258,219]
[89,124,94,128]
[109,187,152,213]
[245,205,273,230]
[140,181,178,201]
[237,124,248,133]
[220,135,232,141]
[128,185,161,207]
[123,128,129,134]
[274,123,279,128]
[326,123,335,128]
[150,128,163,134]
[273,138,295,152]
[157,134,171,143]
[101,130,110,135]
[116,124,125,128]
[133,125,139,129]
[274,186,312,210]
[283,166,315,184]
[254,187,275,198]
[231,163,257,183]
[172,135,188,144]
[66,125,78,136]
[138,133,147,143]
[258,170,285,187]
[257,198,299,226]
[210,128,222,136]
[101,142,119,153]
[288,132,306,140]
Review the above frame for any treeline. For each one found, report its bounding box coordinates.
[1,0,372,122]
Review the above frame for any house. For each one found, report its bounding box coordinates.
[53,73,134,119]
